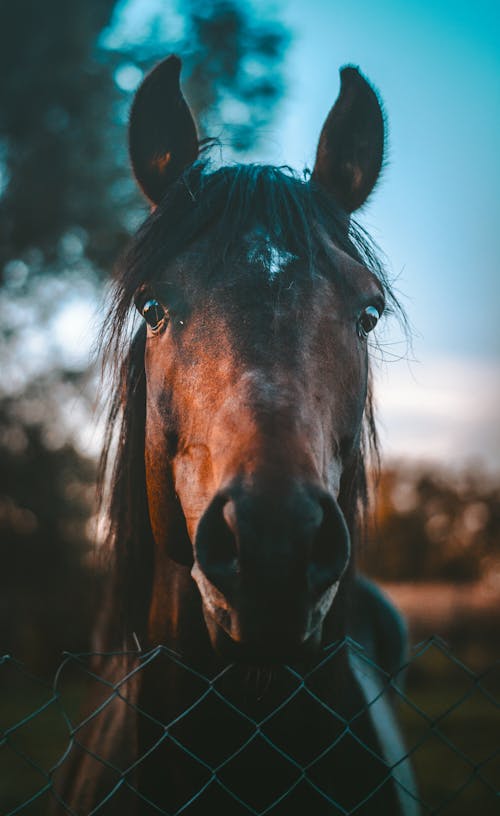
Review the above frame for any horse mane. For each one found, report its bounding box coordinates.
[97,161,403,646]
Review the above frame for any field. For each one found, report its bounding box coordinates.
[385,581,500,814]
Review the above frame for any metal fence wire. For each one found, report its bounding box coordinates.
[1,636,499,815]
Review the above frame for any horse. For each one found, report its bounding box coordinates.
[53,56,419,815]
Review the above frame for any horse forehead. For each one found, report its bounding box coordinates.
[244,229,299,282]
[167,226,354,320]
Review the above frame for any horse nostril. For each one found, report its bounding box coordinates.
[195,496,239,596]
[308,497,350,597]
[196,489,350,609]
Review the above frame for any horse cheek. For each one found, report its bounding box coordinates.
[172,446,216,542]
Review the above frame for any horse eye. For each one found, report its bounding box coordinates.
[142,299,167,330]
[358,305,380,338]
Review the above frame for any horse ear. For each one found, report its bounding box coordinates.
[129,55,199,205]
[312,66,385,213]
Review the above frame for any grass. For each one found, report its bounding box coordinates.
[396,640,499,814]
[1,657,86,815]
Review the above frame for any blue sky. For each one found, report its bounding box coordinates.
[97,0,500,470]
[269,0,500,358]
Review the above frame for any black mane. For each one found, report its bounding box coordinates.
[98,161,402,645]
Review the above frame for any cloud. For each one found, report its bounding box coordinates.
[374,355,500,472]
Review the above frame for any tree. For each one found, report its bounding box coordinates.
[361,465,500,583]
[0,0,288,280]
[0,0,122,273]
[0,380,97,668]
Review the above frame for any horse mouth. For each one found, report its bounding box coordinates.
[190,481,350,665]
[192,561,338,665]
[201,603,324,666]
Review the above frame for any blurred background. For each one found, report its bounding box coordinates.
[0,1,499,811]
[1,0,499,666]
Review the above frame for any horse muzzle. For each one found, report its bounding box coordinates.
[191,480,350,662]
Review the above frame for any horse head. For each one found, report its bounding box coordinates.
[116,55,387,663]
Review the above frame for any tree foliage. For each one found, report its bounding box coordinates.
[0,0,289,281]
[361,466,500,583]
[0,382,97,668]
[0,0,121,273]
[173,0,288,151]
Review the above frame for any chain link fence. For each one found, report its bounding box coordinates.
[1,636,499,815]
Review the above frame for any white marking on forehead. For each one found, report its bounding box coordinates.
[246,234,298,282]
[268,245,297,280]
